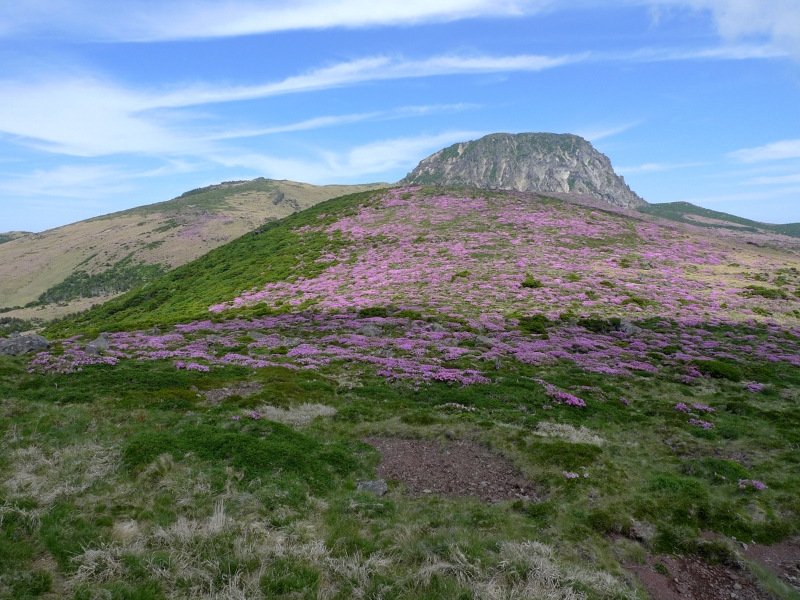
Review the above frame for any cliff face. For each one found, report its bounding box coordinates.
[400,132,646,208]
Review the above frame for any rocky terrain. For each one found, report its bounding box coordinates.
[400,132,647,208]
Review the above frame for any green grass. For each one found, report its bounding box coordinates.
[638,201,800,238]
[44,189,384,336]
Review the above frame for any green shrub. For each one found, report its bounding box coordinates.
[518,314,549,334]
[525,441,602,471]
[693,359,742,382]
[742,285,787,300]
[358,306,389,318]
[521,275,544,289]
[680,458,749,484]
[123,423,357,491]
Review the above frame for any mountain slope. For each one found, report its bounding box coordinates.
[12,186,800,600]
[400,133,646,208]
[639,201,800,238]
[47,186,800,338]
[0,178,386,313]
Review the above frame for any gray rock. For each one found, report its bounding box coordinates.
[0,334,49,356]
[279,336,303,348]
[615,320,640,335]
[476,335,497,346]
[249,332,269,341]
[400,132,647,209]
[86,332,110,355]
[430,323,447,332]
[357,480,388,496]
[10,332,20,338]
[357,324,382,337]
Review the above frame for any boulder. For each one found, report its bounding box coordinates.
[0,334,49,356]
[86,332,110,355]
[356,480,388,496]
[357,324,382,337]
[616,320,640,335]
[430,323,447,333]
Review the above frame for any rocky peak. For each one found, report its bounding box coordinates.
[399,132,646,208]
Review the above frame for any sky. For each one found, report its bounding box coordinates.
[0,1,799,232]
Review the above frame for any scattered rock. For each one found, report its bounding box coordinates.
[86,332,110,354]
[280,336,303,348]
[430,323,447,332]
[476,335,497,346]
[616,320,641,335]
[203,382,263,405]
[356,480,388,496]
[0,334,49,356]
[357,324,382,337]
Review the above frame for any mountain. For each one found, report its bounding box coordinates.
[400,132,646,208]
[0,178,386,318]
[639,201,800,239]
[5,186,800,600]
[0,231,31,245]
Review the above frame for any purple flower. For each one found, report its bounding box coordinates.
[251,411,261,420]
[674,403,690,413]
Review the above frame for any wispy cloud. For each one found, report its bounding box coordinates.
[730,139,800,163]
[210,130,482,183]
[745,173,800,185]
[616,161,708,174]
[0,1,550,41]
[575,121,642,142]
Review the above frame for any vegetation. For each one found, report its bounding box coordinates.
[639,201,800,239]
[32,254,167,306]
[2,186,798,599]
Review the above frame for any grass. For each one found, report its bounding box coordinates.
[44,189,383,337]
[2,337,798,598]
[4,186,800,598]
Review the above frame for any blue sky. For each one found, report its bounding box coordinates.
[0,0,799,231]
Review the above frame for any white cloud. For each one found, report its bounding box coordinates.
[0,54,575,158]
[0,0,550,41]
[575,122,642,142]
[616,161,707,174]
[730,139,800,163]
[670,0,800,58]
[0,164,135,198]
[210,130,482,183]
[746,173,800,185]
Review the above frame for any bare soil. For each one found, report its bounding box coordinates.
[363,437,532,503]
[746,537,800,592]
[626,555,772,600]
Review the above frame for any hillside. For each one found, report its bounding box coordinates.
[639,201,800,239]
[0,178,386,318]
[400,133,646,208]
[2,186,800,600]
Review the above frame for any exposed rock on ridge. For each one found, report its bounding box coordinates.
[400,132,646,208]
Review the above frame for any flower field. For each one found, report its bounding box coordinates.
[3,187,800,600]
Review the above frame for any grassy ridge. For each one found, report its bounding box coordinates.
[45,189,383,337]
[639,201,800,238]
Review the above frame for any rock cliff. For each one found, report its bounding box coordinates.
[400,132,646,208]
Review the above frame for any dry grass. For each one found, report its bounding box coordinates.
[533,422,605,446]
[2,442,120,508]
[252,403,337,428]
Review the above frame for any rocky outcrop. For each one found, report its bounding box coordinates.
[0,332,49,355]
[400,132,646,208]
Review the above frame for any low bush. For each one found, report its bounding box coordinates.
[693,359,742,382]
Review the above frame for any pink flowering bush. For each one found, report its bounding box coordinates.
[738,479,767,490]
[689,418,715,429]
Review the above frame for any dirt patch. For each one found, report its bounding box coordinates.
[203,382,262,405]
[626,555,771,600]
[363,437,531,503]
[746,537,800,592]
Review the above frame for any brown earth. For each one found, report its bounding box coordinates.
[363,437,532,503]
[627,554,773,600]
[746,538,800,592]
